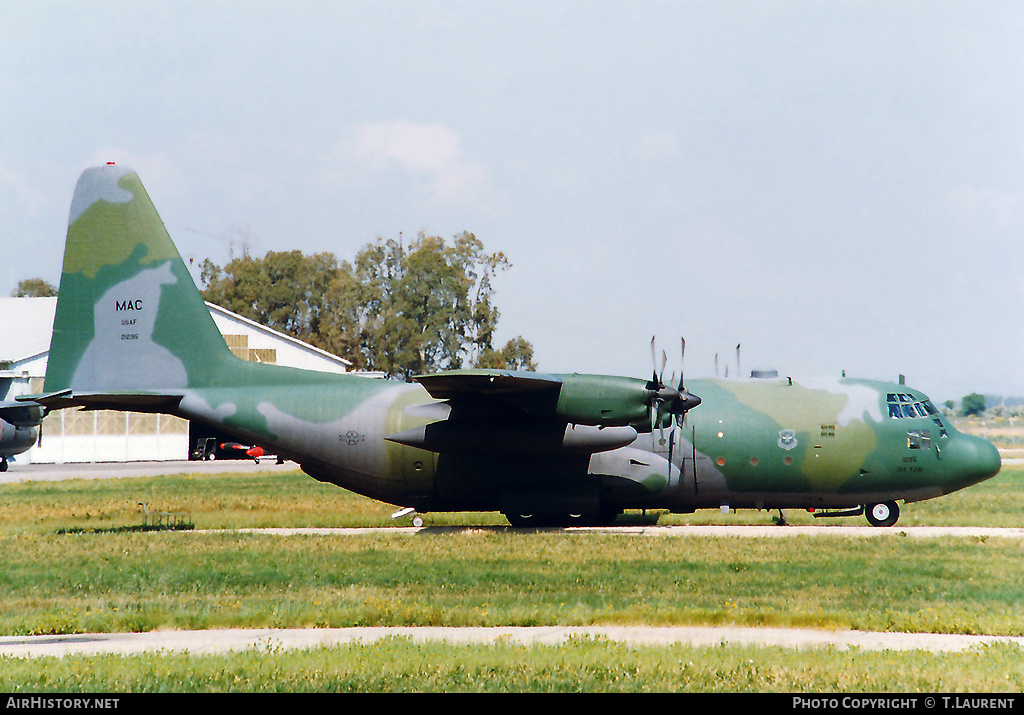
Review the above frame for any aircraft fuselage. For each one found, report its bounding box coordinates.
[171,368,999,524]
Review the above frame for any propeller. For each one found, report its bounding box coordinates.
[646,336,702,436]
[647,337,702,485]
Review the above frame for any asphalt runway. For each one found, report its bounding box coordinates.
[4,458,1023,659]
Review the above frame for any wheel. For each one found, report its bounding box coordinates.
[865,501,900,527]
[506,512,616,527]
[504,513,537,527]
[564,512,617,527]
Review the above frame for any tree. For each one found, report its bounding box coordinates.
[200,250,341,350]
[199,232,534,379]
[477,336,537,371]
[345,231,512,379]
[961,393,986,417]
[12,278,56,297]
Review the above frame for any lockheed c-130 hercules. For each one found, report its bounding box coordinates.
[22,164,1002,528]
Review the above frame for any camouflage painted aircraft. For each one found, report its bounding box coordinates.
[23,164,1002,527]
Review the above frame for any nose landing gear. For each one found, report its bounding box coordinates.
[391,507,424,527]
[865,501,900,527]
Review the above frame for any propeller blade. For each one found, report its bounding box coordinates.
[679,338,686,390]
[650,336,658,381]
[667,426,675,481]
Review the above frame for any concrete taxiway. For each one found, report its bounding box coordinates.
[0,458,296,483]
[2,625,1023,659]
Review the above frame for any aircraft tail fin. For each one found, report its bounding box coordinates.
[44,164,237,400]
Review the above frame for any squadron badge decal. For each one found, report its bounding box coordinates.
[778,429,798,451]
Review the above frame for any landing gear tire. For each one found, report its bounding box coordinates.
[504,513,538,528]
[504,511,619,528]
[865,501,900,527]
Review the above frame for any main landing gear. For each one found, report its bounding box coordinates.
[503,511,620,528]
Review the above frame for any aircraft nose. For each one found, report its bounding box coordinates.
[945,434,1001,486]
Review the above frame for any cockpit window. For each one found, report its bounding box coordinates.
[887,393,940,421]
[886,394,950,438]
[888,395,929,417]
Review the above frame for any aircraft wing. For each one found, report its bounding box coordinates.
[414,368,657,429]
[413,369,563,399]
[393,369,639,456]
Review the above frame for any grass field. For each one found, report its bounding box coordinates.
[0,459,1022,692]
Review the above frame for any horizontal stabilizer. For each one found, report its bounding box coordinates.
[16,390,183,414]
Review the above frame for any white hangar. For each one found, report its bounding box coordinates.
[0,297,354,464]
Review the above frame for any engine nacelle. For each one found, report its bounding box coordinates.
[386,418,637,456]
[551,374,654,427]
[0,418,38,456]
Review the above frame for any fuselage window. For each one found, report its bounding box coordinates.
[907,429,932,450]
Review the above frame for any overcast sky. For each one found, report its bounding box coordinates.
[2,1,1022,402]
